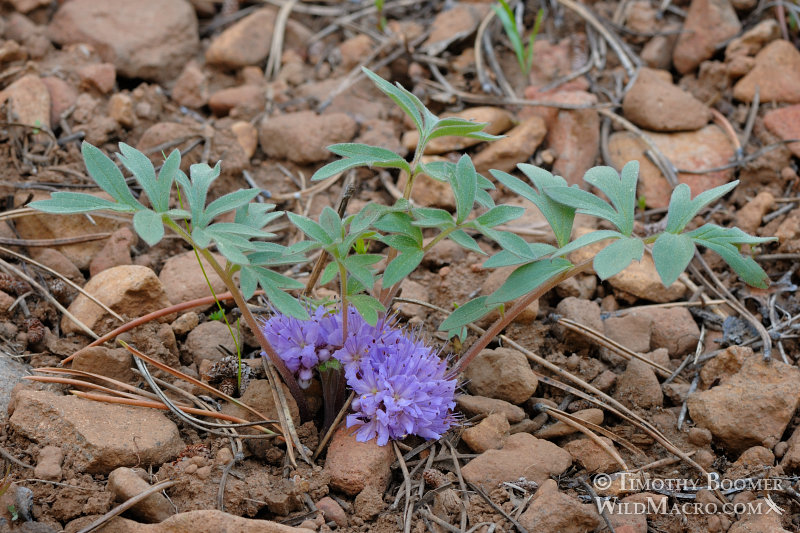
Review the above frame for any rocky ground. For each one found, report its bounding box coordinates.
[0,0,799,532]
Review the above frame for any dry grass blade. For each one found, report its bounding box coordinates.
[26,374,155,403]
[0,233,111,246]
[75,479,176,533]
[544,407,628,470]
[262,359,303,466]
[393,442,413,533]
[265,0,298,80]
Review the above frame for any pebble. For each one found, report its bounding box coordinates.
[337,34,373,71]
[108,467,173,522]
[324,425,395,496]
[733,40,800,103]
[727,506,791,533]
[622,68,710,131]
[159,251,228,309]
[608,125,736,209]
[688,351,800,452]
[29,249,84,285]
[421,2,489,56]
[109,93,135,128]
[615,359,664,409]
[41,76,77,127]
[535,408,604,439]
[9,389,183,474]
[641,25,680,70]
[34,446,63,482]
[555,296,603,351]
[402,107,513,155]
[603,312,653,354]
[591,370,617,392]
[463,347,538,404]
[89,227,135,277]
[231,121,258,159]
[637,307,700,356]
[456,395,526,423]
[462,413,510,453]
[396,279,427,320]
[472,116,547,174]
[519,479,601,532]
[208,85,265,117]
[171,311,199,337]
[259,111,357,164]
[315,497,347,528]
[563,437,619,473]
[48,0,199,82]
[71,346,134,383]
[688,427,713,447]
[77,63,116,94]
[354,486,386,520]
[672,0,741,74]
[185,320,237,367]
[764,105,800,158]
[549,107,599,186]
[725,19,779,61]
[95,510,311,533]
[171,61,209,109]
[0,74,50,128]
[62,265,172,335]
[461,433,572,488]
[728,446,774,478]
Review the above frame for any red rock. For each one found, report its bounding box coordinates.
[48,0,199,82]
[733,40,800,103]
[725,19,780,61]
[89,227,135,277]
[158,251,227,309]
[71,346,134,384]
[603,313,652,354]
[8,0,50,14]
[764,105,800,158]
[421,3,489,56]
[640,307,700,356]
[34,446,63,482]
[78,63,116,94]
[734,191,775,234]
[519,479,602,532]
[463,347,538,404]
[555,297,603,350]
[461,433,573,487]
[563,436,620,473]
[615,359,664,408]
[185,320,237,367]
[462,413,510,453]
[473,116,547,174]
[29,248,84,285]
[315,497,347,527]
[109,93,135,128]
[41,76,76,127]
[324,426,395,496]
[535,408,604,439]
[672,0,741,74]
[456,395,526,423]
[259,111,357,164]
[98,510,309,533]
[550,106,599,185]
[231,121,258,159]
[108,467,173,523]
[0,74,50,128]
[171,61,208,109]
[208,85,265,117]
[622,68,711,131]
[338,34,373,71]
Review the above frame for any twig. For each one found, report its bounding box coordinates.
[75,480,177,533]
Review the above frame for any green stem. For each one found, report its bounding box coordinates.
[338,261,349,343]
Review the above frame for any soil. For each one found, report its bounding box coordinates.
[0,1,799,532]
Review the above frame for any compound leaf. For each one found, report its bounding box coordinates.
[592,237,644,280]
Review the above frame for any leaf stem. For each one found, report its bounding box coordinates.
[338,261,349,343]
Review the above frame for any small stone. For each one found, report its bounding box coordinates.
[108,93,135,128]
[8,0,50,13]
[421,3,490,56]
[688,351,800,452]
[672,0,741,74]
[780,426,800,470]
[324,425,395,496]
[9,389,183,474]
[640,307,700,356]
[603,313,652,354]
[315,497,347,527]
[549,107,599,185]
[725,20,780,61]
[764,105,800,158]
[231,121,258,159]
[259,111,357,164]
[185,320,237,366]
[641,26,680,70]
[462,433,572,488]
[298,520,317,531]
[519,478,601,532]
[563,436,619,473]
[29,248,83,285]
[733,40,800,103]
[463,413,510,453]
[338,34,373,71]
[402,107,513,155]
[354,486,385,521]
[555,297,603,351]
[591,370,617,392]
[0,74,50,129]
[472,116,547,174]
[463,347,538,404]
[71,346,134,383]
[727,505,792,533]
[700,346,749,387]
[728,446,774,479]
[63,265,172,335]
[688,427,713,447]
[208,85,265,116]
[536,408,604,439]
[108,467,173,522]
[616,359,663,409]
[456,395,525,423]
[41,76,77,127]
[171,61,208,109]
[396,279,427,320]
[171,312,199,337]
[622,68,711,131]
[85,510,312,533]
[734,191,775,234]
[78,63,116,94]
[89,227,135,277]
[159,251,227,309]
[34,446,63,482]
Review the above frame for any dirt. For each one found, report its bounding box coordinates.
[0,1,800,532]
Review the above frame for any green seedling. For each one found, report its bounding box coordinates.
[493,1,544,77]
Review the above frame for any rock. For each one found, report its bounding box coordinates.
[109,93,136,128]
[733,40,800,103]
[688,352,800,452]
[463,413,510,453]
[325,425,395,496]
[481,266,539,323]
[616,359,663,409]
[563,436,619,473]
[89,227,135,277]
[688,427,713,447]
[18,192,121,269]
[519,479,601,532]
[108,467,173,523]
[764,105,800,158]
[699,345,749,387]
[735,191,775,234]
[97,510,308,533]
[29,249,84,285]
[171,61,208,109]
[555,296,603,351]
[638,307,700,356]
[205,7,311,69]
[231,121,258,159]
[208,85,265,117]
[396,279,427,320]
[0,74,50,128]
[456,395,525,423]
[224,379,299,424]
[171,312,199,337]
[603,313,652,354]
[354,486,385,520]
[402,107,513,155]
[338,34,373,71]
[641,25,680,70]
[423,237,465,267]
[725,20,780,61]
[9,389,183,474]
[78,63,116,94]
[48,0,199,82]
[592,370,617,392]
[472,116,547,174]
[780,426,800,471]
[622,68,711,131]
[462,433,572,487]
[34,446,63,482]
[672,0,741,74]
[185,320,236,366]
[62,265,172,335]
[463,347,538,404]
[728,446,774,479]
[159,251,227,309]
[315,497,347,527]
[535,408,604,439]
[549,107,600,186]
[259,111,357,164]
[727,504,792,533]
[8,0,50,13]
[421,3,489,56]
[607,125,736,209]
[71,346,134,384]
[41,76,77,127]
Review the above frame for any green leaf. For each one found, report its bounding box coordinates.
[486,258,573,304]
[362,67,424,135]
[374,212,422,245]
[82,142,141,209]
[652,232,695,287]
[28,192,135,214]
[216,241,250,265]
[312,143,412,181]
[263,283,309,320]
[240,265,258,298]
[545,185,624,233]
[493,0,526,74]
[476,205,525,227]
[452,154,477,224]
[382,249,424,286]
[427,120,502,142]
[551,229,622,258]
[348,294,386,326]
[439,296,496,332]
[478,227,533,258]
[319,206,344,242]
[132,209,164,246]
[156,149,181,210]
[665,181,739,233]
[483,243,556,268]
[320,261,338,285]
[201,189,260,227]
[688,224,775,288]
[118,142,164,211]
[343,254,382,289]
[582,162,638,236]
[593,237,644,280]
[448,229,485,254]
[287,212,334,245]
[183,162,221,229]
[411,207,454,228]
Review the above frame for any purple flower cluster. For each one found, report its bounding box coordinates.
[261,306,456,445]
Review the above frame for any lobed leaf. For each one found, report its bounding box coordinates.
[439,296,497,332]
[592,237,644,280]
[348,294,386,327]
[118,143,164,211]
[582,162,638,236]
[451,154,478,224]
[82,142,141,209]
[665,181,739,234]
[132,209,165,246]
[28,192,135,214]
[362,67,424,136]
[652,232,695,287]
[486,258,573,305]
